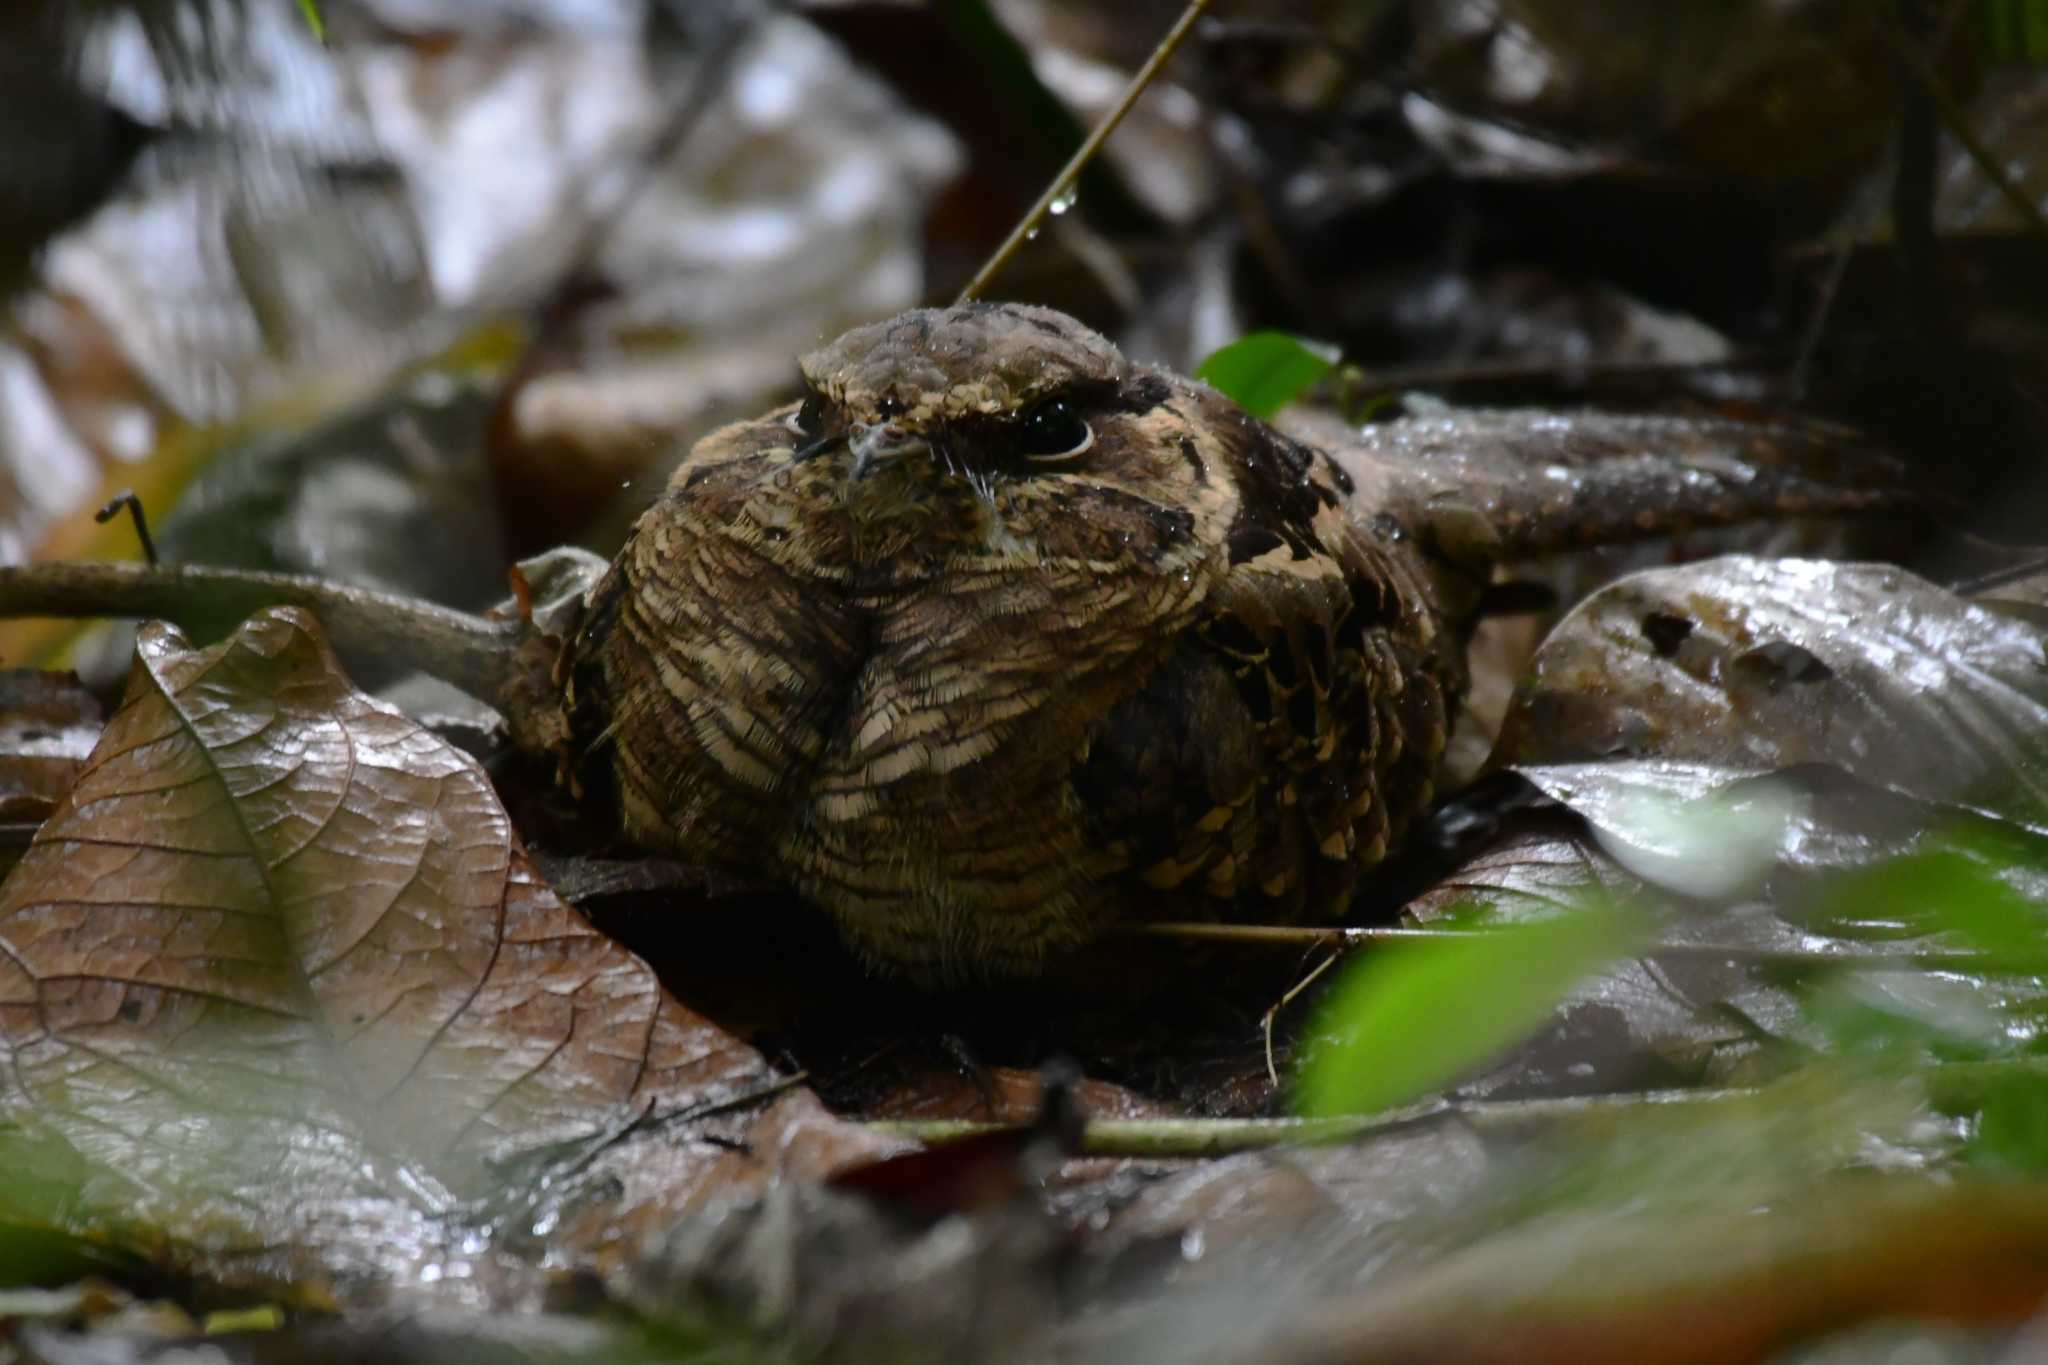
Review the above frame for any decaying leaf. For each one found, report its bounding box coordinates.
[1495,556,2048,825]
[0,607,887,1293]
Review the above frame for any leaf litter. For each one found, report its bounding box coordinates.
[0,607,890,1303]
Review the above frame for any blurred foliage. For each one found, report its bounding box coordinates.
[1297,894,1645,1118]
[1982,0,2048,59]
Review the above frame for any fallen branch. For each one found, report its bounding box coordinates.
[0,560,526,707]
[865,1059,2048,1157]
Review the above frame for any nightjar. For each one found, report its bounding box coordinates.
[561,303,1906,986]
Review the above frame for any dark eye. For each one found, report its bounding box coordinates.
[1017,397,1092,462]
[787,392,825,438]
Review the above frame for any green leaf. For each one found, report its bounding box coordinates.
[1195,332,1341,420]
[294,0,326,42]
[1981,0,2048,60]
[1970,1079,2048,1172]
[1808,838,2047,955]
[1797,834,2048,1060]
[1295,895,1644,1118]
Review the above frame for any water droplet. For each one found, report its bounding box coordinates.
[1024,226,1042,241]
[1049,187,1078,217]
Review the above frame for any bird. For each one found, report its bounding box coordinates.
[559,302,1909,987]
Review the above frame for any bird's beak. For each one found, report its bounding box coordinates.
[848,422,930,481]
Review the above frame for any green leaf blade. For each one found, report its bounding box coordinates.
[1295,896,1644,1118]
[1195,331,1341,420]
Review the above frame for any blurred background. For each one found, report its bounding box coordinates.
[0,0,2042,654]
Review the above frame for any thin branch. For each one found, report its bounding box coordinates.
[1122,921,2048,976]
[864,1059,2048,1157]
[954,0,1214,304]
[866,1088,1737,1157]
[0,560,525,706]
[1262,951,1338,1089]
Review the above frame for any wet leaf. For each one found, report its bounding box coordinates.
[0,607,882,1289]
[1496,557,2048,828]
[1278,411,1916,562]
[1399,620,2048,1085]
[1196,333,1340,420]
[1404,764,2048,1084]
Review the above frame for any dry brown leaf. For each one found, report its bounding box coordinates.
[0,607,887,1292]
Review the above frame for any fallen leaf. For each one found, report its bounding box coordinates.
[1392,549,2048,1095]
[1495,557,2048,827]
[0,607,886,1293]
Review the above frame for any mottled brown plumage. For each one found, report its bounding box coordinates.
[561,304,1906,986]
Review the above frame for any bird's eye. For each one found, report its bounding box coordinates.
[1017,397,1092,461]
[786,393,826,438]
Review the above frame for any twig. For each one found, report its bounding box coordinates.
[0,560,524,705]
[954,0,1214,304]
[866,1088,1733,1157]
[1122,921,2048,976]
[863,1058,2048,1157]
[566,1070,810,1178]
[482,1071,810,1236]
[1262,952,1338,1089]
[92,492,159,567]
